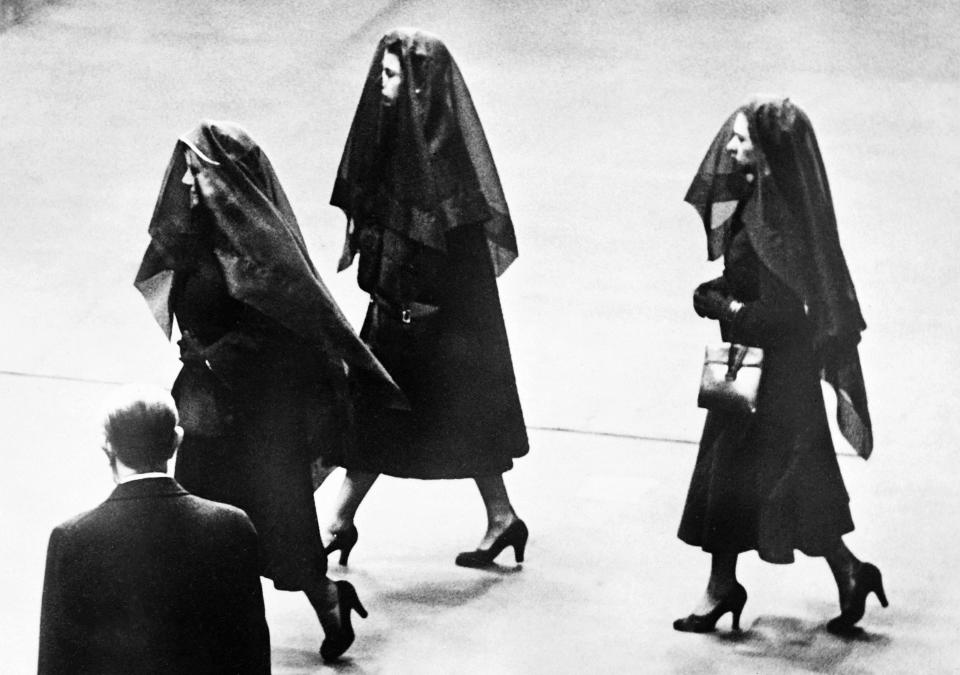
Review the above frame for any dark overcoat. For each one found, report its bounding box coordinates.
[678,227,854,563]
[38,477,270,674]
[678,97,872,563]
[330,29,528,478]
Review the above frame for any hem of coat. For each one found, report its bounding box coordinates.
[337,456,524,480]
[676,522,856,565]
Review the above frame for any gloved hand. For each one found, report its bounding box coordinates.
[693,285,734,320]
[695,276,729,296]
[177,330,208,365]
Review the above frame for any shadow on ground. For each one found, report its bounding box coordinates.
[718,615,892,673]
[380,576,505,607]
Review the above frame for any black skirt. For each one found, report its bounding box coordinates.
[678,230,854,563]
[174,359,334,591]
[340,224,528,479]
[677,399,854,564]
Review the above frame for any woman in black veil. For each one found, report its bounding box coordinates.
[135,121,404,661]
[323,28,530,568]
[675,97,887,634]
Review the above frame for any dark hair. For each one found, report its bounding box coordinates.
[103,386,179,471]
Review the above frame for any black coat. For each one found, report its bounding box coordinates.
[38,477,270,674]
[330,30,528,479]
[683,97,871,458]
[170,255,335,591]
[678,230,854,563]
[343,223,528,479]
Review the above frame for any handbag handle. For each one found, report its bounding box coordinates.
[726,343,749,381]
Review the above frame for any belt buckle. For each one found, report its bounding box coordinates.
[401,308,412,324]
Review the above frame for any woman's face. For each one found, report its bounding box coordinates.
[381,51,402,106]
[725,112,756,170]
[181,152,200,208]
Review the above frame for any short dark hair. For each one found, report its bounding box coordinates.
[103,386,179,471]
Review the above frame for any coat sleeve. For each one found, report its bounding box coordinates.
[38,527,74,675]
[727,265,809,347]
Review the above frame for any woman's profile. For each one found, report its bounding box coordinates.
[324,28,530,568]
[676,97,886,635]
[135,121,403,661]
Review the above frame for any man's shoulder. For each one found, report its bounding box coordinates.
[50,484,253,539]
[180,492,256,529]
[51,500,110,535]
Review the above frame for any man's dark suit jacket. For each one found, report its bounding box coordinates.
[38,476,270,674]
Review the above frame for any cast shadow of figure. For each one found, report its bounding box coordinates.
[1,0,59,29]
[1,0,26,29]
[457,561,525,576]
[381,575,507,607]
[269,573,514,668]
[718,615,891,673]
[271,644,375,674]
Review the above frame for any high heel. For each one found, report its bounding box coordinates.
[673,582,748,633]
[827,562,888,634]
[324,524,359,566]
[454,519,528,568]
[319,580,369,662]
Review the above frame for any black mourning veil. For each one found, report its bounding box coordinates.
[331,28,519,277]
[685,97,873,458]
[136,120,404,408]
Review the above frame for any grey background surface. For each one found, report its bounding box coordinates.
[2,1,958,672]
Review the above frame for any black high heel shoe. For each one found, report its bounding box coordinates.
[454,519,528,568]
[319,580,368,662]
[324,524,359,566]
[673,582,748,633]
[827,562,888,634]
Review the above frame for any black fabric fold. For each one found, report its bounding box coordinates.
[685,97,873,458]
[135,120,405,409]
[331,28,518,277]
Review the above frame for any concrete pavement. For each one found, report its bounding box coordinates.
[2,0,959,672]
[1,374,913,674]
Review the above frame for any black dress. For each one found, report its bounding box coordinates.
[678,223,854,564]
[136,121,403,588]
[171,249,341,590]
[330,30,528,480]
[342,222,528,479]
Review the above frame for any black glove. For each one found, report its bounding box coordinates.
[177,330,208,365]
[695,276,729,296]
[693,285,734,320]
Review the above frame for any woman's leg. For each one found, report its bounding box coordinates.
[824,538,861,589]
[674,551,747,631]
[327,470,379,534]
[304,578,341,633]
[693,551,740,613]
[304,577,367,661]
[822,537,888,632]
[310,460,339,490]
[473,473,519,549]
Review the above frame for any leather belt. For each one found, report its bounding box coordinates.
[370,293,439,325]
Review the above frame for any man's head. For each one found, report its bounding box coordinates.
[101,385,183,474]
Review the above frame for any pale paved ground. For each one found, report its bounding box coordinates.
[1,376,915,674]
[2,1,959,672]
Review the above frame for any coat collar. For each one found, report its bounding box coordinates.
[107,476,189,501]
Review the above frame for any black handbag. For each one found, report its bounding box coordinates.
[698,342,764,415]
[171,363,236,437]
[172,331,238,437]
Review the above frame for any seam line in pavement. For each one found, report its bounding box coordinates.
[527,425,697,445]
[0,369,701,446]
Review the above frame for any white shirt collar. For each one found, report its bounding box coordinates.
[119,472,170,484]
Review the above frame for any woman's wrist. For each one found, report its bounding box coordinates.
[723,299,745,322]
